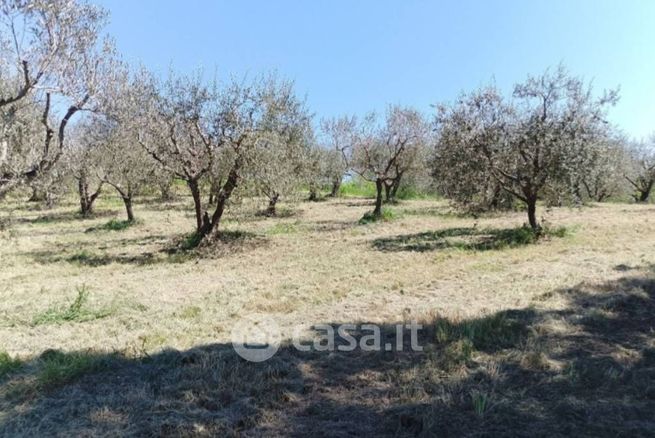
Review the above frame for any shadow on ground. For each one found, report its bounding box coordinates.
[14,209,120,225]
[372,226,550,252]
[24,230,267,267]
[1,270,654,436]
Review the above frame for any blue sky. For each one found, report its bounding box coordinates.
[98,0,654,139]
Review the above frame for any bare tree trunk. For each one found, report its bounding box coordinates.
[308,187,319,201]
[526,195,540,233]
[78,175,101,218]
[384,182,392,203]
[78,179,88,215]
[390,175,402,200]
[121,196,134,222]
[596,192,609,203]
[373,179,383,217]
[266,193,279,216]
[198,160,242,239]
[28,186,46,202]
[187,179,203,232]
[329,178,341,197]
[638,180,653,202]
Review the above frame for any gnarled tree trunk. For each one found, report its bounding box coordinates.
[28,186,47,203]
[373,178,384,217]
[308,187,319,202]
[78,174,102,218]
[187,178,204,232]
[266,192,279,216]
[330,178,341,197]
[637,180,653,203]
[197,160,242,240]
[122,195,134,222]
[526,194,540,233]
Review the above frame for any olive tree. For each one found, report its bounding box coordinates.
[320,116,354,197]
[349,106,429,217]
[625,138,655,203]
[84,116,155,222]
[579,136,630,202]
[0,0,110,198]
[138,73,309,241]
[65,127,104,217]
[434,66,618,232]
[244,97,311,216]
[304,143,343,201]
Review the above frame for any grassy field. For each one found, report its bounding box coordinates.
[1,193,654,436]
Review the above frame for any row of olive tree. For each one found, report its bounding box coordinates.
[1,2,652,239]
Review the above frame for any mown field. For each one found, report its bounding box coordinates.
[1,193,654,436]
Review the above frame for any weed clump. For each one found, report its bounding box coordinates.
[0,351,23,379]
[37,350,110,388]
[100,219,135,231]
[32,286,113,326]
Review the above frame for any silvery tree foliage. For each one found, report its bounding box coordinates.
[578,135,630,203]
[624,137,655,203]
[348,106,429,217]
[433,66,618,232]
[320,116,355,197]
[243,87,312,216]
[0,0,114,198]
[63,123,104,217]
[137,72,310,241]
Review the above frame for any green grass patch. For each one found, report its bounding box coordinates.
[359,208,398,224]
[180,231,203,250]
[100,218,135,231]
[395,186,437,201]
[32,286,113,326]
[85,218,137,233]
[67,250,111,267]
[0,351,23,379]
[340,180,377,198]
[37,350,110,388]
[266,222,299,235]
[470,390,490,417]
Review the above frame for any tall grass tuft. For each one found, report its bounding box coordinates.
[32,285,113,326]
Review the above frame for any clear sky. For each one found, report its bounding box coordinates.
[97,0,654,139]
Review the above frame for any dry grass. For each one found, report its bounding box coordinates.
[1,193,654,435]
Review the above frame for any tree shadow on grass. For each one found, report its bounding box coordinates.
[2,269,654,436]
[16,209,119,225]
[372,226,557,252]
[26,230,268,267]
